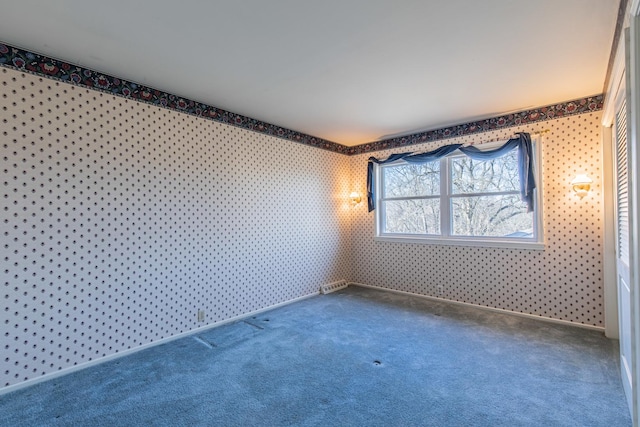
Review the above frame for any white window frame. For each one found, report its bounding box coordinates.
[374,139,544,250]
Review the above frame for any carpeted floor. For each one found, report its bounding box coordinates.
[0,286,632,426]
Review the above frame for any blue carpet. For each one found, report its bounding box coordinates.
[0,286,631,426]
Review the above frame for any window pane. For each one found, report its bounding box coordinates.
[451,151,519,194]
[451,194,533,237]
[383,162,440,198]
[383,199,440,234]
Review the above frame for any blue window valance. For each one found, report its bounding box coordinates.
[367,132,535,212]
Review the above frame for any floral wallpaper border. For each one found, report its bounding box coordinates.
[345,95,604,155]
[0,41,603,156]
[0,42,348,155]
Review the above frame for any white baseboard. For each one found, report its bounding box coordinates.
[349,282,605,332]
[320,280,348,294]
[0,291,320,397]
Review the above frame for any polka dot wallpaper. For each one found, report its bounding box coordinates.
[1,68,352,388]
[349,112,604,327]
[1,63,607,392]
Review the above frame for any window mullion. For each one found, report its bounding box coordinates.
[440,157,450,237]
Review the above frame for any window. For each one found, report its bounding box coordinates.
[375,141,543,249]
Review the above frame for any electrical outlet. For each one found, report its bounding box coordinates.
[197,309,205,322]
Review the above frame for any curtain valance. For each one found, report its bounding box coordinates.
[366,132,535,212]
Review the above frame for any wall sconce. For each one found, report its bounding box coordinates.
[571,174,592,199]
[349,191,362,206]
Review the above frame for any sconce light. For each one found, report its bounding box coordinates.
[349,191,362,206]
[571,174,592,199]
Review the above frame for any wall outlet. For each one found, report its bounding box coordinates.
[197,309,205,322]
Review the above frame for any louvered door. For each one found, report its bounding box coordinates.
[614,95,633,411]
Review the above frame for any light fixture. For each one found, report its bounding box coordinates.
[349,191,362,206]
[571,174,592,199]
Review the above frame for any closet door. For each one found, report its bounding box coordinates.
[614,93,633,412]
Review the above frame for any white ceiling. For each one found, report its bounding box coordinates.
[0,0,620,146]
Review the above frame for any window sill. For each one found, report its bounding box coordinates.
[374,235,545,250]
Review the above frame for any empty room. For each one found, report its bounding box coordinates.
[2,0,640,426]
